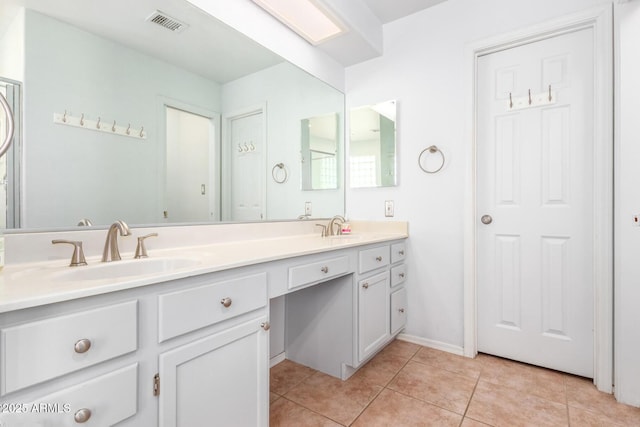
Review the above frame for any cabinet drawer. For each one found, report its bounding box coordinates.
[159,272,267,342]
[391,242,406,264]
[1,301,138,395]
[358,246,390,274]
[390,264,407,288]
[0,364,138,426]
[288,255,350,290]
[391,287,407,334]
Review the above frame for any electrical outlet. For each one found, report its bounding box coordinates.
[385,200,394,217]
[305,201,312,216]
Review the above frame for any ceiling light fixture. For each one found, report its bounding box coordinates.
[252,0,347,45]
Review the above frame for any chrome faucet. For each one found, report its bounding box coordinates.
[102,220,131,262]
[327,215,346,236]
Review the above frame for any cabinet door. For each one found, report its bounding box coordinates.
[391,287,408,334]
[358,272,390,363]
[158,316,269,427]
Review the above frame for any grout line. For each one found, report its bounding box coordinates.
[460,374,481,426]
[564,374,571,427]
[279,395,348,426]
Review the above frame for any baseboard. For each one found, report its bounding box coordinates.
[270,352,286,368]
[397,333,465,357]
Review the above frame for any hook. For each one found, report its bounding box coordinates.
[80,113,84,126]
[126,123,131,135]
[548,84,552,101]
[237,144,243,153]
[249,142,255,151]
[243,143,249,152]
[509,93,513,109]
[139,126,144,137]
[112,120,116,132]
[528,89,532,105]
[62,110,67,123]
[96,117,101,129]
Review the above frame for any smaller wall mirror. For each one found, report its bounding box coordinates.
[349,100,397,188]
[301,113,339,190]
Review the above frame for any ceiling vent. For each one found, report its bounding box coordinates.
[146,11,188,33]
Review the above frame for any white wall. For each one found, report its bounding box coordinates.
[615,0,640,407]
[222,62,344,220]
[345,0,608,350]
[22,10,221,228]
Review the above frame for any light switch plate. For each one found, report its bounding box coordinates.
[385,200,394,217]
[305,202,312,216]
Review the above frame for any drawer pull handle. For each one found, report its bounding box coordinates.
[74,408,92,423]
[375,256,383,262]
[220,297,233,308]
[261,322,271,331]
[399,250,405,255]
[320,266,329,273]
[399,308,405,313]
[74,338,92,354]
[362,283,369,289]
[399,273,405,278]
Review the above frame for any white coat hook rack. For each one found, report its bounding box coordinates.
[53,111,147,140]
[507,85,556,111]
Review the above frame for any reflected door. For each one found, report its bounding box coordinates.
[165,107,216,222]
[477,29,595,377]
[227,111,265,221]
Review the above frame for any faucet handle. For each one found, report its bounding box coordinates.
[134,233,158,259]
[315,224,327,237]
[52,240,88,267]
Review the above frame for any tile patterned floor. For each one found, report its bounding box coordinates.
[269,340,640,426]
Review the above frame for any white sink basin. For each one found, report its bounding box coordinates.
[51,257,202,282]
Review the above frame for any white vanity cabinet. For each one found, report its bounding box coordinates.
[0,269,270,427]
[0,227,408,427]
[158,315,269,427]
[156,272,269,427]
[0,300,140,426]
[390,242,408,334]
[355,241,407,364]
[358,271,391,362]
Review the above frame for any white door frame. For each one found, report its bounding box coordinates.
[463,6,613,392]
[221,104,267,221]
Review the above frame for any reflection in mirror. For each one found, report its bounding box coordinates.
[0,0,345,230]
[301,113,338,190]
[349,100,397,188]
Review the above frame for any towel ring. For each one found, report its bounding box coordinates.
[272,163,288,184]
[418,145,445,174]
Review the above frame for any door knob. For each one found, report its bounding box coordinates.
[481,215,493,225]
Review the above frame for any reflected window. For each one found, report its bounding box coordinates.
[349,155,377,188]
[349,100,397,188]
[301,113,339,190]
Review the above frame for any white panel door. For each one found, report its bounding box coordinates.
[165,107,215,222]
[229,111,265,221]
[477,28,594,377]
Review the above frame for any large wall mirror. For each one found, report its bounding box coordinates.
[0,0,345,230]
[349,100,397,188]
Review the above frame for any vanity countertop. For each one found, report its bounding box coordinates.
[0,228,407,314]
